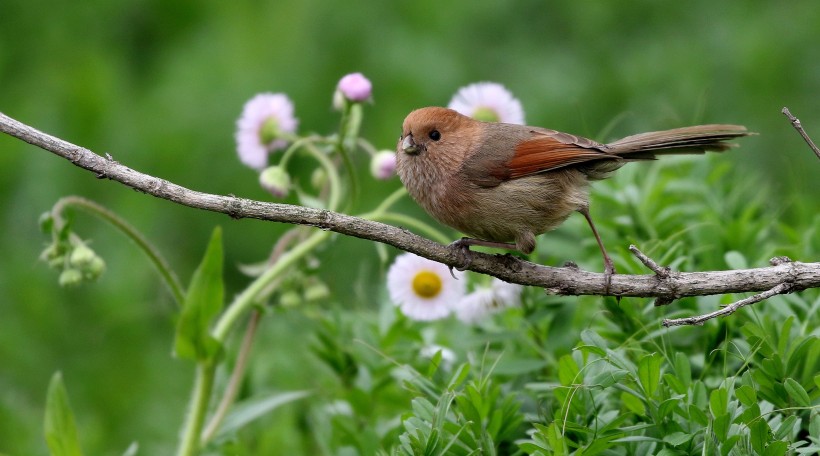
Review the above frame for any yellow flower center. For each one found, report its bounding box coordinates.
[471,106,500,122]
[412,270,442,299]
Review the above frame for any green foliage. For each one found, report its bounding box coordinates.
[43,372,84,456]
[175,227,224,362]
[518,318,818,455]
[395,367,523,456]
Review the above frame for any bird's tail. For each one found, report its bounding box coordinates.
[605,124,752,159]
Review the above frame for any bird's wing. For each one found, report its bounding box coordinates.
[506,130,618,178]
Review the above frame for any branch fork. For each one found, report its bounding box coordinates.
[627,246,804,326]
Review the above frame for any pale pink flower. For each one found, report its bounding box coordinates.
[235,93,298,170]
[448,82,525,125]
[370,151,397,180]
[337,72,372,102]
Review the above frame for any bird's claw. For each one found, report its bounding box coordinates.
[447,238,473,278]
[603,258,617,297]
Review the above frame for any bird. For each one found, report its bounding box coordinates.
[396,106,751,285]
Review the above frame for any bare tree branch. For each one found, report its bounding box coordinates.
[662,282,794,327]
[782,107,820,160]
[2,112,819,325]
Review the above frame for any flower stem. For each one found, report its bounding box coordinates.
[367,212,451,245]
[356,137,379,157]
[370,187,407,214]
[200,310,262,444]
[336,103,361,209]
[175,361,216,456]
[301,142,342,212]
[357,187,452,245]
[278,135,323,169]
[211,229,329,343]
[52,196,185,306]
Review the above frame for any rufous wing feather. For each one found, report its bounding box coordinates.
[507,131,617,178]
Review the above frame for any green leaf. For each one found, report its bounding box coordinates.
[638,353,661,398]
[44,372,84,456]
[713,413,730,441]
[735,385,757,407]
[658,397,683,420]
[673,352,691,389]
[446,363,470,390]
[174,227,224,362]
[740,403,762,426]
[216,390,310,439]
[811,413,820,442]
[724,251,748,269]
[580,329,609,351]
[783,378,811,407]
[663,373,686,395]
[692,381,708,409]
[411,397,436,421]
[777,317,793,359]
[710,388,728,417]
[558,354,580,386]
[663,431,692,447]
[493,357,549,376]
[546,422,568,456]
[719,435,740,456]
[749,418,771,455]
[688,405,708,426]
[612,436,662,443]
[589,366,628,389]
[621,392,644,415]
[774,415,798,441]
[763,441,788,456]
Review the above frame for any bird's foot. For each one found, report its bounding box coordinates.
[447,238,474,278]
[604,257,617,297]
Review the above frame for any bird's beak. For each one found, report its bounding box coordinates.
[401,134,419,155]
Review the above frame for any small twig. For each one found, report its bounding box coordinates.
[782,107,820,160]
[629,245,670,278]
[201,309,262,443]
[662,282,794,327]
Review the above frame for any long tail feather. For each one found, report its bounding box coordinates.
[606,124,752,159]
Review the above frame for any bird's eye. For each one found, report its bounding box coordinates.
[428,130,441,141]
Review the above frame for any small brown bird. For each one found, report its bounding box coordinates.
[396,107,751,280]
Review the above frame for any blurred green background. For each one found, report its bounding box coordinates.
[2,1,819,454]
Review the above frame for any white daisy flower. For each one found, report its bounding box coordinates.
[235,93,299,170]
[491,278,524,308]
[448,82,525,125]
[454,278,524,323]
[387,253,464,321]
[454,288,496,323]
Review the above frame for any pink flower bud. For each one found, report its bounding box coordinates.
[337,73,372,102]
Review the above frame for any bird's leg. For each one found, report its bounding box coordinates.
[578,206,616,293]
[448,237,517,276]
